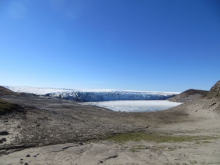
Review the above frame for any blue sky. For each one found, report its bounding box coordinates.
[0,0,220,92]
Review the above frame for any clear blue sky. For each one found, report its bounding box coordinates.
[0,0,220,92]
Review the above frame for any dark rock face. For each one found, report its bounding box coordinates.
[206,80,220,98]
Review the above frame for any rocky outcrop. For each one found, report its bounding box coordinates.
[206,80,220,98]
[168,89,208,103]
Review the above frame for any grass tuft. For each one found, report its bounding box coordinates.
[0,100,23,115]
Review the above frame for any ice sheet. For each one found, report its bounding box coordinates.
[80,100,182,112]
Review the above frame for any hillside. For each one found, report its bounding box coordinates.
[0,81,220,165]
[0,86,17,96]
[205,80,220,98]
[0,100,24,115]
[0,86,24,115]
[168,89,208,103]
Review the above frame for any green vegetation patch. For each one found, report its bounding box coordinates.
[107,131,217,143]
[130,145,146,152]
[0,100,23,115]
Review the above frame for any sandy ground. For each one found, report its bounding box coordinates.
[0,92,220,165]
[1,138,220,165]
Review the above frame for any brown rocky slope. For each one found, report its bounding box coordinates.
[168,89,208,103]
[205,80,220,98]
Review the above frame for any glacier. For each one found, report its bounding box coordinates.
[5,86,179,102]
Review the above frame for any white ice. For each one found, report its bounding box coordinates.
[5,86,180,102]
[80,100,182,112]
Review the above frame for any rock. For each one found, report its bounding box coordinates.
[79,142,83,145]
[0,131,9,135]
[26,154,31,157]
[24,163,29,165]
[1,138,6,142]
[33,153,39,157]
[211,102,216,106]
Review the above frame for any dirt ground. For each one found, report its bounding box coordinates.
[0,90,220,165]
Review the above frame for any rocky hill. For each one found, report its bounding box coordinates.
[0,86,24,115]
[168,89,208,103]
[205,80,220,98]
[0,86,17,96]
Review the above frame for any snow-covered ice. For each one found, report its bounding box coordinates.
[4,86,181,112]
[80,100,182,112]
[5,86,179,102]
[4,86,71,95]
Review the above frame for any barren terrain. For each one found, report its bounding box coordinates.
[0,81,220,165]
